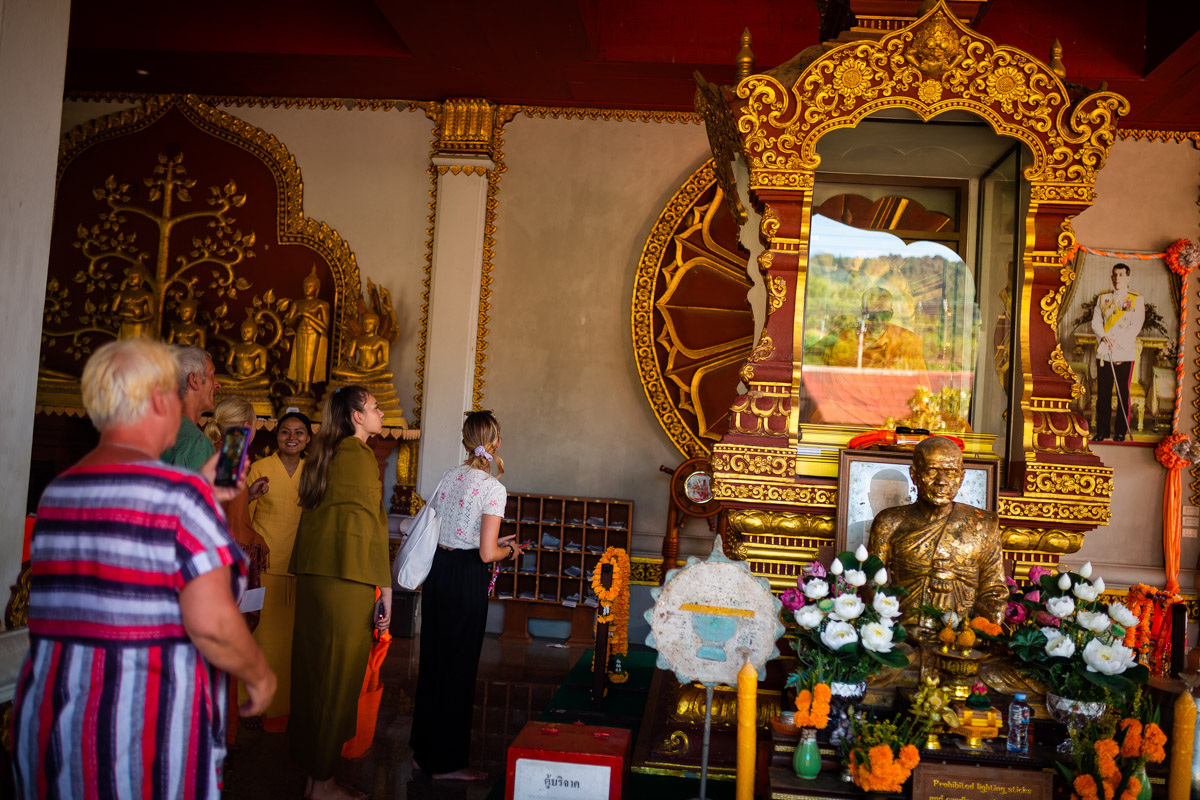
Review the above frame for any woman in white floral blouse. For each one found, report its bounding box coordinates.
[409,410,524,781]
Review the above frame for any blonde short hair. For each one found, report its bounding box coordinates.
[81,338,179,431]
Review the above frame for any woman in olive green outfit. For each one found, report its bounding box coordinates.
[289,386,389,800]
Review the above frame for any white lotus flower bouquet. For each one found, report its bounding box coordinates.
[983,563,1149,704]
[782,546,910,689]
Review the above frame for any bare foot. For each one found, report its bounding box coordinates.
[432,768,488,782]
[308,777,367,800]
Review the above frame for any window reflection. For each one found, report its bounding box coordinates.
[800,214,979,429]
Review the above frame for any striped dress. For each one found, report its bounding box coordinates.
[13,461,247,800]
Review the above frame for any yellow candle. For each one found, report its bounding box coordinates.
[1169,686,1196,800]
[737,658,757,800]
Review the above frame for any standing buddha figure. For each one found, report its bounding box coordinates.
[285,267,329,394]
[111,266,156,340]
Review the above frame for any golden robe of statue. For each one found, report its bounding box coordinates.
[224,317,270,390]
[112,267,155,340]
[286,268,329,393]
[868,437,1007,639]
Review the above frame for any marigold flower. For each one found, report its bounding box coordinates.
[1141,722,1167,762]
[970,616,1002,636]
[1119,775,1141,800]
[1119,718,1143,758]
[1073,774,1098,798]
[898,744,920,770]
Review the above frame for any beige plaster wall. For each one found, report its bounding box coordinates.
[1069,136,1200,588]
[483,114,716,556]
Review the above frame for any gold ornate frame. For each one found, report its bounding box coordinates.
[692,1,1123,581]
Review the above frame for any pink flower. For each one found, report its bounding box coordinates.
[780,588,804,611]
[1036,611,1061,627]
[472,487,480,496]
[1025,589,1040,603]
[805,561,827,579]
[1005,601,1026,625]
[1028,565,1052,583]
[459,499,465,506]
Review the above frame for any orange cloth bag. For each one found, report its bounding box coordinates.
[342,597,392,759]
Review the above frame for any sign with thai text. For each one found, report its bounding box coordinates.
[513,758,611,800]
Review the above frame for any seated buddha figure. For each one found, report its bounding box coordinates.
[223,317,270,392]
[823,287,927,372]
[868,436,1007,642]
[325,311,407,428]
[111,266,155,340]
[332,312,392,382]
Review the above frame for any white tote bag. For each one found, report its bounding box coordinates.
[392,475,445,590]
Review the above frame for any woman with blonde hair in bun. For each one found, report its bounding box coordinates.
[410,409,524,781]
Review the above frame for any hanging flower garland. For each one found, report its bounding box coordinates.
[1125,583,1181,676]
[591,547,630,682]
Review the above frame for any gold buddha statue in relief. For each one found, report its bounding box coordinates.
[868,436,1007,640]
[223,317,270,391]
[332,312,392,382]
[111,266,155,340]
[167,298,206,348]
[284,267,330,394]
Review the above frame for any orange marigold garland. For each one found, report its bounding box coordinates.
[1124,583,1180,676]
[969,616,1002,637]
[793,682,831,729]
[1060,687,1168,800]
[847,713,927,793]
[591,547,630,681]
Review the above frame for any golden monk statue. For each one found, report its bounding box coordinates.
[111,266,155,340]
[868,436,1007,640]
[285,267,329,394]
[332,312,392,382]
[167,299,206,348]
[824,287,927,371]
[223,317,270,390]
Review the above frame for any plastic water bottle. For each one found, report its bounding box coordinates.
[1006,692,1031,754]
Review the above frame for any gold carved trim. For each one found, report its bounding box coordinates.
[519,106,702,124]
[56,94,363,368]
[1023,462,1113,498]
[1001,527,1083,554]
[439,98,496,153]
[435,165,491,176]
[726,509,834,537]
[1047,343,1084,399]
[713,478,838,509]
[474,105,520,409]
[631,159,722,458]
[412,102,443,425]
[1116,128,1200,145]
[997,496,1111,526]
[767,276,787,313]
[711,445,797,478]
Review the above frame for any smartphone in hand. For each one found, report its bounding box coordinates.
[214,426,251,487]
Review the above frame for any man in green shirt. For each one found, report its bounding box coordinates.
[160,345,220,471]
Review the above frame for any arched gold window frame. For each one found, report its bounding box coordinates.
[699,1,1122,574]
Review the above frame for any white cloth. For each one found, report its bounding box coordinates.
[1091,290,1144,363]
[434,465,507,550]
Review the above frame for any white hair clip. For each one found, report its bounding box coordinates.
[473,445,493,462]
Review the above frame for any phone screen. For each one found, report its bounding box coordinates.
[214,426,250,487]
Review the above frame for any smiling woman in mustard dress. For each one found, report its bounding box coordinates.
[242,411,311,732]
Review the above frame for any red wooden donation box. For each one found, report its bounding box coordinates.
[505,721,631,800]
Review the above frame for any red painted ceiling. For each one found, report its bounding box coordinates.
[65,0,1200,129]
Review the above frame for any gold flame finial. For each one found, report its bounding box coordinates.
[735,28,754,80]
[1049,38,1066,79]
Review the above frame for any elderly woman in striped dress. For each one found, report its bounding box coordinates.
[12,338,275,799]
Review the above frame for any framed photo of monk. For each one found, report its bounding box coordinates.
[1056,248,1179,445]
[835,449,998,555]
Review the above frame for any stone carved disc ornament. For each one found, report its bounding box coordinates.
[645,543,782,686]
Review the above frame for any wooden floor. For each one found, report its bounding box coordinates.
[223,634,589,799]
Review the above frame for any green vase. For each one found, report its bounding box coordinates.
[793,727,821,780]
[1134,768,1151,800]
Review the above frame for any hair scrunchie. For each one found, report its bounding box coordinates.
[473,445,494,462]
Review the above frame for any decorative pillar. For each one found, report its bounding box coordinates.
[417,99,498,500]
[0,0,70,590]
